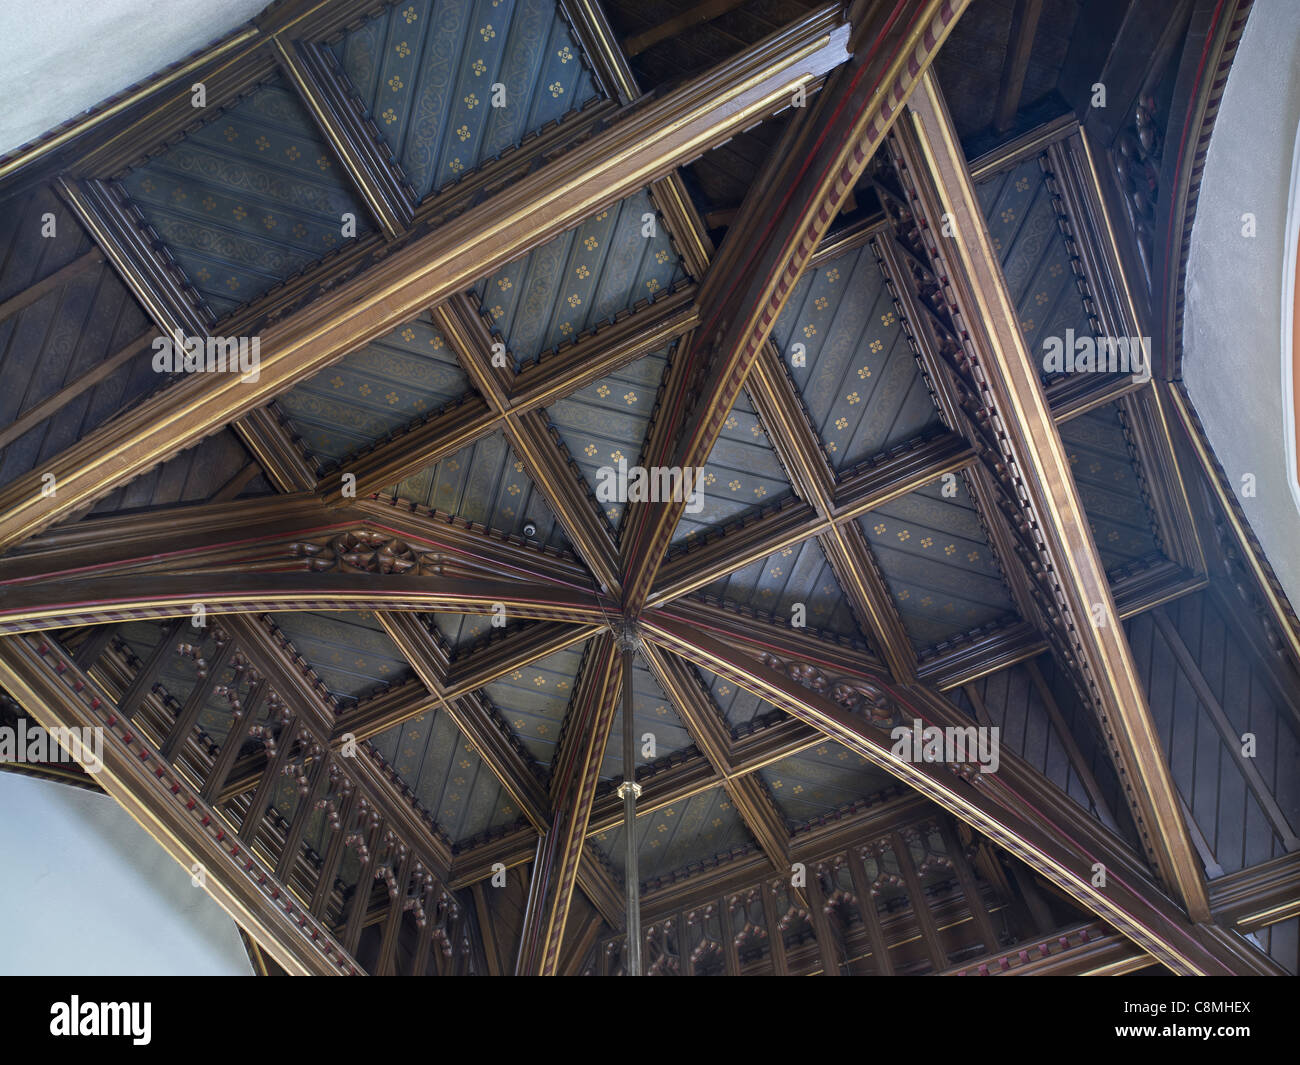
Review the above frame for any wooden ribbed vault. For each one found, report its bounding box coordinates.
[0,0,1297,976]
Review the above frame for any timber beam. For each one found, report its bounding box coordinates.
[619,0,972,614]
[0,632,358,975]
[0,571,613,634]
[641,615,1283,975]
[0,5,853,553]
[894,70,1210,921]
[515,634,621,973]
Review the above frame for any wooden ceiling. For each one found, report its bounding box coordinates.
[0,0,1296,977]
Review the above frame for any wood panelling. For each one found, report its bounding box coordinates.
[1125,590,1300,876]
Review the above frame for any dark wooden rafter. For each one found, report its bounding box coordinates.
[891,70,1211,921]
[992,0,1044,135]
[0,571,612,635]
[270,36,415,239]
[0,6,854,552]
[515,635,621,974]
[619,0,973,616]
[640,615,1283,975]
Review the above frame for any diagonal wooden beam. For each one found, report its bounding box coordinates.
[376,611,550,830]
[507,412,622,596]
[272,37,415,240]
[331,622,603,745]
[640,641,732,774]
[0,9,851,554]
[898,69,1211,922]
[515,634,621,974]
[992,0,1043,135]
[432,292,624,594]
[326,286,698,505]
[725,772,792,872]
[820,523,916,681]
[618,0,972,614]
[640,614,1282,975]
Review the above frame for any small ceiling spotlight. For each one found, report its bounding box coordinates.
[522,520,538,538]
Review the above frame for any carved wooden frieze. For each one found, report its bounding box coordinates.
[757,651,900,728]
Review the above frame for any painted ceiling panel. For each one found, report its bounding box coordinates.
[693,664,773,733]
[860,474,1017,649]
[480,639,587,768]
[770,243,942,470]
[545,345,671,531]
[427,609,524,654]
[671,388,795,544]
[391,428,568,550]
[592,784,756,885]
[696,536,866,645]
[1059,401,1160,571]
[977,156,1099,383]
[759,743,895,828]
[597,658,694,781]
[276,311,470,468]
[0,186,160,490]
[476,189,686,368]
[269,611,414,707]
[333,0,601,202]
[367,705,523,844]
[84,427,268,517]
[119,76,369,319]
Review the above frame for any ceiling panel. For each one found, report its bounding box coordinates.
[546,345,672,532]
[758,742,895,828]
[592,783,756,886]
[268,610,414,707]
[1059,400,1161,571]
[391,428,568,550]
[670,388,795,544]
[0,186,160,491]
[367,704,525,844]
[859,473,1018,649]
[84,428,269,517]
[977,155,1102,385]
[693,664,774,733]
[475,188,687,368]
[769,242,943,470]
[695,535,867,645]
[331,0,602,201]
[119,75,370,319]
[480,639,587,769]
[277,311,471,469]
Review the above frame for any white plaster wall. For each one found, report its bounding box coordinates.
[1183,0,1300,607]
[0,0,268,155]
[0,773,253,975]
